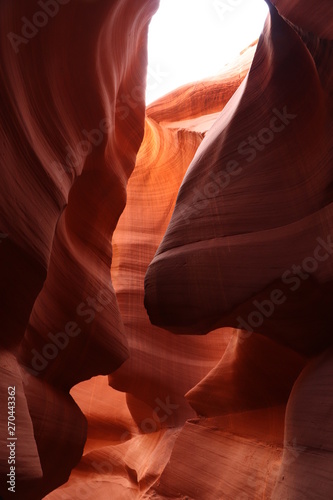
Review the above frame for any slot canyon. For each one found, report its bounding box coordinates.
[1,0,333,498]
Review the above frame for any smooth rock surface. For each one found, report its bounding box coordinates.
[2,0,333,498]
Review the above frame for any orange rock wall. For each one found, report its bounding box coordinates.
[1,0,333,499]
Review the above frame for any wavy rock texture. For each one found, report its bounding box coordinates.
[145,3,333,340]
[2,0,333,498]
[145,1,333,499]
[0,0,158,498]
[109,45,256,423]
[45,51,255,498]
[271,0,333,39]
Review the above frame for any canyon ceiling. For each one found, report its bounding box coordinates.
[1,0,333,499]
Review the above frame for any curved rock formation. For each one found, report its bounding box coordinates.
[273,347,333,499]
[44,52,252,498]
[2,0,333,498]
[144,1,333,499]
[271,0,333,39]
[145,2,333,351]
[109,101,241,426]
[1,0,158,498]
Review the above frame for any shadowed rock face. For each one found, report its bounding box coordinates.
[1,0,333,498]
[0,0,158,498]
[271,0,333,39]
[143,2,333,499]
[145,3,333,346]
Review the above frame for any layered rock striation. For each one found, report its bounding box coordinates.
[1,0,333,498]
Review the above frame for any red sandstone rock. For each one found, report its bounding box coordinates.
[144,2,333,499]
[0,0,158,497]
[271,0,333,38]
[45,62,245,499]
[2,0,333,498]
[145,3,333,345]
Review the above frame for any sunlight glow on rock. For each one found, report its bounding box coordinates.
[147,0,269,103]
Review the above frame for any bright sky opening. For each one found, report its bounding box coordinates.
[147,0,269,104]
